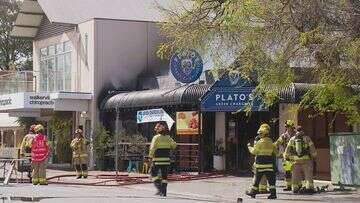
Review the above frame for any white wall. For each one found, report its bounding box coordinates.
[215,113,226,149]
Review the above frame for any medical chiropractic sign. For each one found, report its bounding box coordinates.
[0,92,54,111]
[170,50,203,83]
[201,73,267,112]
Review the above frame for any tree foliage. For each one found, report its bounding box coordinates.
[0,0,32,70]
[157,0,360,124]
[49,112,73,163]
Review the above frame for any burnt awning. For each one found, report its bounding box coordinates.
[100,83,318,111]
[100,84,210,110]
[278,83,314,103]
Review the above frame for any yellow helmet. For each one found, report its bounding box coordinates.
[285,120,295,128]
[75,129,83,134]
[260,123,270,131]
[257,123,270,136]
[34,124,44,133]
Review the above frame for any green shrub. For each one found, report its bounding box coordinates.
[93,123,111,170]
[49,112,72,163]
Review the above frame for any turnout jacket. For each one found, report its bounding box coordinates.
[149,134,177,165]
[248,137,277,172]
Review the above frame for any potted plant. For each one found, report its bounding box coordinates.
[213,138,225,171]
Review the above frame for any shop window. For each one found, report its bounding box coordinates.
[39,41,72,92]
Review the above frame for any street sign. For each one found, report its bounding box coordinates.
[137,108,175,129]
[170,50,203,83]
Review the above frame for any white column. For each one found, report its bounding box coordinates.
[214,112,226,170]
[13,130,17,148]
[1,130,3,147]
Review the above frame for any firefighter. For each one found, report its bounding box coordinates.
[246,124,277,199]
[284,126,317,194]
[31,124,50,185]
[252,124,270,193]
[149,122,177,197]
[70,129,89,179]
[275,120,296,191]
[20,124,36,182]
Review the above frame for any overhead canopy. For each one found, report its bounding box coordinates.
[278,83,314,103]
[101,83,318,111]
[11,0,44,38]
[101,84,210,110]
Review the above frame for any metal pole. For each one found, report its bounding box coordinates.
[115,109,120,180]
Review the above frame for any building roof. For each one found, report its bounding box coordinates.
[11,0,172,38]
[11,0,44,38]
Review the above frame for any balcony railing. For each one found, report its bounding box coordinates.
[0,71,35,95]
[0,71,71,95]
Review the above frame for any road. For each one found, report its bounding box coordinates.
[1,177,359,203]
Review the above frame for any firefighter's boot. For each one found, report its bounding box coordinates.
[267,189,277,199]
[160,183,167,197]
[245,189,257,198]
[154,179,162,195]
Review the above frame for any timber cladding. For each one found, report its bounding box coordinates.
[35,16,76,40]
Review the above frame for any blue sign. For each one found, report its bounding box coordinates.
[170,50,203,83]
[201,73,267,112]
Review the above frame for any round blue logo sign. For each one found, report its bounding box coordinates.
[170,50,203,83]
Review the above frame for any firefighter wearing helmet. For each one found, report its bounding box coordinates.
[246,123,277,199]
[31,124,50,185]
[70,129,90,179]
[275,120,296,191]
[20,124,37,182]
[284,126,317,194]
[251,124,271,193]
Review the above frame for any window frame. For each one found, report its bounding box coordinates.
[39,41,72,92]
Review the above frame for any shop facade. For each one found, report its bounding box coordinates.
[3,0,171,166]
[3,0,354,178]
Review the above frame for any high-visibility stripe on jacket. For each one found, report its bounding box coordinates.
[31,133,49,163]
[70,137,89,160]
[248,137,277,171]
[149,134,176,165]
[284,135,316,163]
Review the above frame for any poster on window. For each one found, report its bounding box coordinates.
[330,133,360,186]
[176,111,199,135]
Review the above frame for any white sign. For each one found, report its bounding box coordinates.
[0,92,54,111]
[137,108,175,129]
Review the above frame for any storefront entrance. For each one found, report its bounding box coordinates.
[225,111,275,173]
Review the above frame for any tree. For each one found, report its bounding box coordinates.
[0,0,32,70]
[157,0,360,123]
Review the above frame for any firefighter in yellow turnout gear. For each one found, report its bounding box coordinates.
[252,124,270,193]
[284,126,317,194]
[246,124,277,199]
[70,129,90,179]
[20,125,37,182]
[275,120,296,191]
[149,122,177,197]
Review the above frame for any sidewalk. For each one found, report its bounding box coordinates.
[2,169,359,203]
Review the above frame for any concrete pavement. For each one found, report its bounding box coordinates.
[1,176,359,203]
